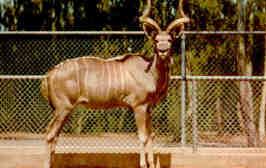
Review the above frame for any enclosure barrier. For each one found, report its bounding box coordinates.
[0,31,265,154]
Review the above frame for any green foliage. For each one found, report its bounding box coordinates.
[0,0,264,31]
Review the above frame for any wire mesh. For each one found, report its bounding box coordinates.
[0,77,182,152]
[185,78,264,147]
[0,34,150,75]
[185,33,266,76]
[0,32,183,152]
[0,32,266,153]
[0,78,52,134]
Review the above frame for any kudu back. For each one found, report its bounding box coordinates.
[41,0,189,168]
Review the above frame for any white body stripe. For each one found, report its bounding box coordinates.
[119,63,125,94]
[106,63,111,99]
[74,61,80,96]
[84,61,89,98]
[112,62,117,96]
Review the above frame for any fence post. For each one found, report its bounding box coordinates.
[191,78,198,152]
[181,33,186,146]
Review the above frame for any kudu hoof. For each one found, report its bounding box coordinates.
[155,155,161,168]
[149,164,155,168]
[140,162,148,168]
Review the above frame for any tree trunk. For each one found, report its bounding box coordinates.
[238,79,257,146]
[237,0,257,147]
[186,51,198,144]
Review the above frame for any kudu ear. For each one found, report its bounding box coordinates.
[143,22,160,40]
[139,0,161,40]
[167,23,185,39]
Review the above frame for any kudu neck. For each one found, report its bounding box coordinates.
[149,53,170,78]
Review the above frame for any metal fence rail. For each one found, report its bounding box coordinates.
[0,31,265,153]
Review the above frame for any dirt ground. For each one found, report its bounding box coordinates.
[0,135,266,168]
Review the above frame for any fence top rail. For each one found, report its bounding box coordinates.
[0,75,45,79]
[1,75,266,80]
[0,31,145,35]
[0,31,264,36]
[185,75,266,80]
[183,31,266,35]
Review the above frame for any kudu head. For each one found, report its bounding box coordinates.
[140,0,189,62]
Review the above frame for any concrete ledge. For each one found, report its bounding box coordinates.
[0,138,266,168]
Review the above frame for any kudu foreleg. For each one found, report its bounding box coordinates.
[44,138,56,168]
[45,108,71,168]
[147,132,155,168]
[134,104,154,168]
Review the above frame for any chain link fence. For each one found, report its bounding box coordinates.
[0,31,265,153]
[185,77,265,148]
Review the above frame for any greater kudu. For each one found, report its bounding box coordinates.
[41,0,189,167]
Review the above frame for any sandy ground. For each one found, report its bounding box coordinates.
[0,134,266,168]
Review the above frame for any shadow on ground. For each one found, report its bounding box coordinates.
[54,153,171,168]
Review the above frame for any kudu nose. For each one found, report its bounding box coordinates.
[157,42,170,52]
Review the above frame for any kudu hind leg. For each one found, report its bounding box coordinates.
[45,108,71,168]
[45,112,58,168]
[46,109,71,142]
[134,104,154,168]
